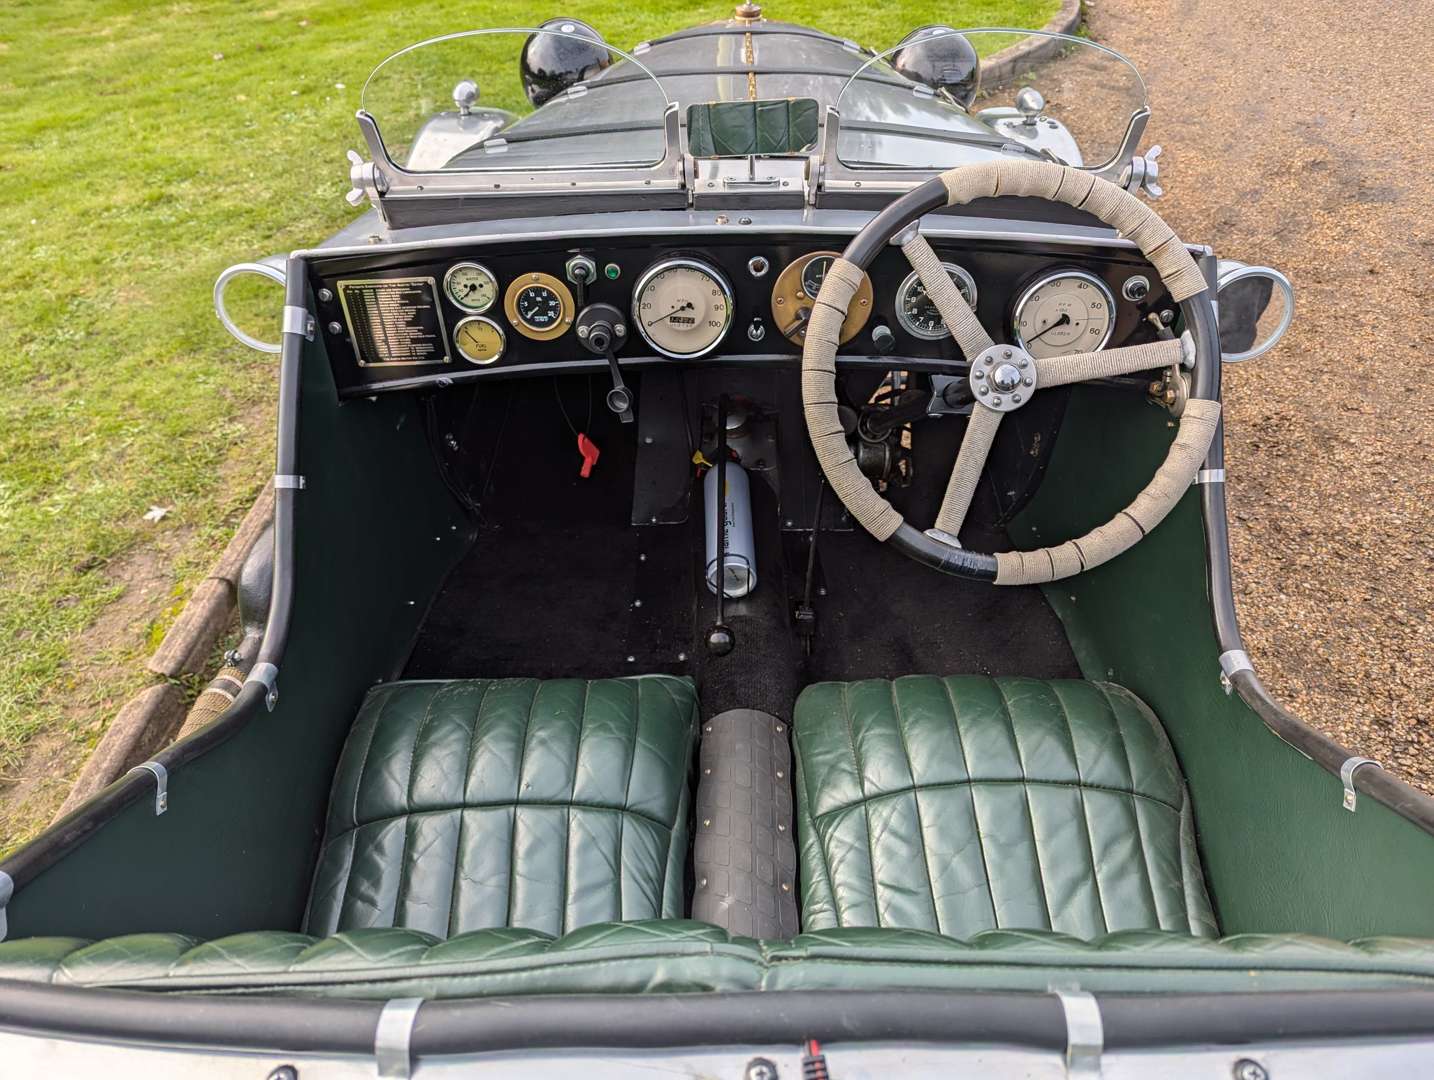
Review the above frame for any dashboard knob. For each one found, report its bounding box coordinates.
[871,324,896,354]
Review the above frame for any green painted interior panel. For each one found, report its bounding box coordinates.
[6,321,471,940]
[1012,387,1434,939]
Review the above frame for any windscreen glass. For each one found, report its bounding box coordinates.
[835,29,1146,171]
[361,28,671,173]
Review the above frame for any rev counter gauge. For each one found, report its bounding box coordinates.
[1012,269,1116,359]
[632,257,734,359]
[443,261,498,313]
[895,263,979,341]
[453,315,505,365]
[504,272,576,341]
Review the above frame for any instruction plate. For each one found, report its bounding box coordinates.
[338,276,450,367]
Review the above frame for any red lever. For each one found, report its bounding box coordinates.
[577,433,601,478]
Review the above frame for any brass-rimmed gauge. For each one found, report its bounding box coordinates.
[453,315,505,365]
[770,250,873,346]
[504,272,576,341]
[444,262,498,313]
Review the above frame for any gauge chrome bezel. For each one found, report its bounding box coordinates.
[894,262,979,341]
[631,256,735,360]
[1011,268,1117,356]
[443,261,498,314]
[452,314,506,365]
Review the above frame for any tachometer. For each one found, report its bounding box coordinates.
[895,263,979,340]
[453,315,505,365]
[443,261,498,313]
[1012,269,1116,359]
[504,272,576,341]
[632,257,734,359]
[771,251,873,346]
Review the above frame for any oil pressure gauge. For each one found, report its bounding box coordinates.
[504,272,576,341]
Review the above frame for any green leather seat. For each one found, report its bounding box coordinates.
[8,923,1434,997]
[305,675,699,939]
[792,676,1216,938]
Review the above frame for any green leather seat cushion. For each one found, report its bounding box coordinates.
[306,675,699,939]
[7,923,1434,997]
[793,676,1216,938]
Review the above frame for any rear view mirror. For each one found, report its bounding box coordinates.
[1216,263,1294,363]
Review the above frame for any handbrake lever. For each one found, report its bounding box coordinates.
[576,303,633,424]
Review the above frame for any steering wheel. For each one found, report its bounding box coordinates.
[802,159,1222,583]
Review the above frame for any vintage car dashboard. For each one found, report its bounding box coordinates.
[309,227,1176,399]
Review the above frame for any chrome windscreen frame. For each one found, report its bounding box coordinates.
[815,28,1152,201]
[348,28,687,225]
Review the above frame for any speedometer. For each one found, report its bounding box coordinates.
[1012,269,1116,359]
[895,263,978,340]
[632,258,734,359]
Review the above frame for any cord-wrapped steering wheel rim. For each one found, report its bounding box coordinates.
[801,159,1221,584]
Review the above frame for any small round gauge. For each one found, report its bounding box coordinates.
[895,263,979,341]
[770,251,873,346]
[1012,269,1117,359]
[443,261,498,313]
[503,272,575,341]
[453,315,505,365]
[800,255,835,299]
[632,257,734,359]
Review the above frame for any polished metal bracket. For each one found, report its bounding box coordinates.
[0,871,13,942]
[126,760,169,816]
[1054,988,1103,1077]
[1194,468,1226,485]
[273,474,307,490]
[1340,756,1381,813]
[282,305,315,341]
[375,997,424,1079]
[1218,649,1253,695]
[247,661,280,712]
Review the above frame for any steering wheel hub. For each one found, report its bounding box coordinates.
[970,345,1036,411]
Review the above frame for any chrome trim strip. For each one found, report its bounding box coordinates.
[375,997,424,1080]
[273,474,306,490]
[1341,756,1382,813]
[245,662,279,712]
[125,762,168,817]
[1054,989,1103,1077]
[0,870,12,942]
[1194,468,1225,485]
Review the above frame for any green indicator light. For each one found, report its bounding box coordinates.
[604,262,621,280]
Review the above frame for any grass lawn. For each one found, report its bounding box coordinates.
[0,0,1060,851]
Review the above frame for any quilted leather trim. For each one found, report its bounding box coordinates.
[305,676,699,939]
[6,925,1434,998]
[792,676,1217,939]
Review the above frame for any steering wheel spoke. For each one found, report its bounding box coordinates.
[932,403,1003,540]
[902,233,994,359]
[1034,336,1185,390]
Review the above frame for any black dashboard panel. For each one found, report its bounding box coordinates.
[309,231,1173,398]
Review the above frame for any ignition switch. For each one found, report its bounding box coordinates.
[566,254,597,307]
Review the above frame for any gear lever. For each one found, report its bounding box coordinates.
[576,303,633,423]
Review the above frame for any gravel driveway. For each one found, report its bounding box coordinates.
[1080,0,1434,785]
